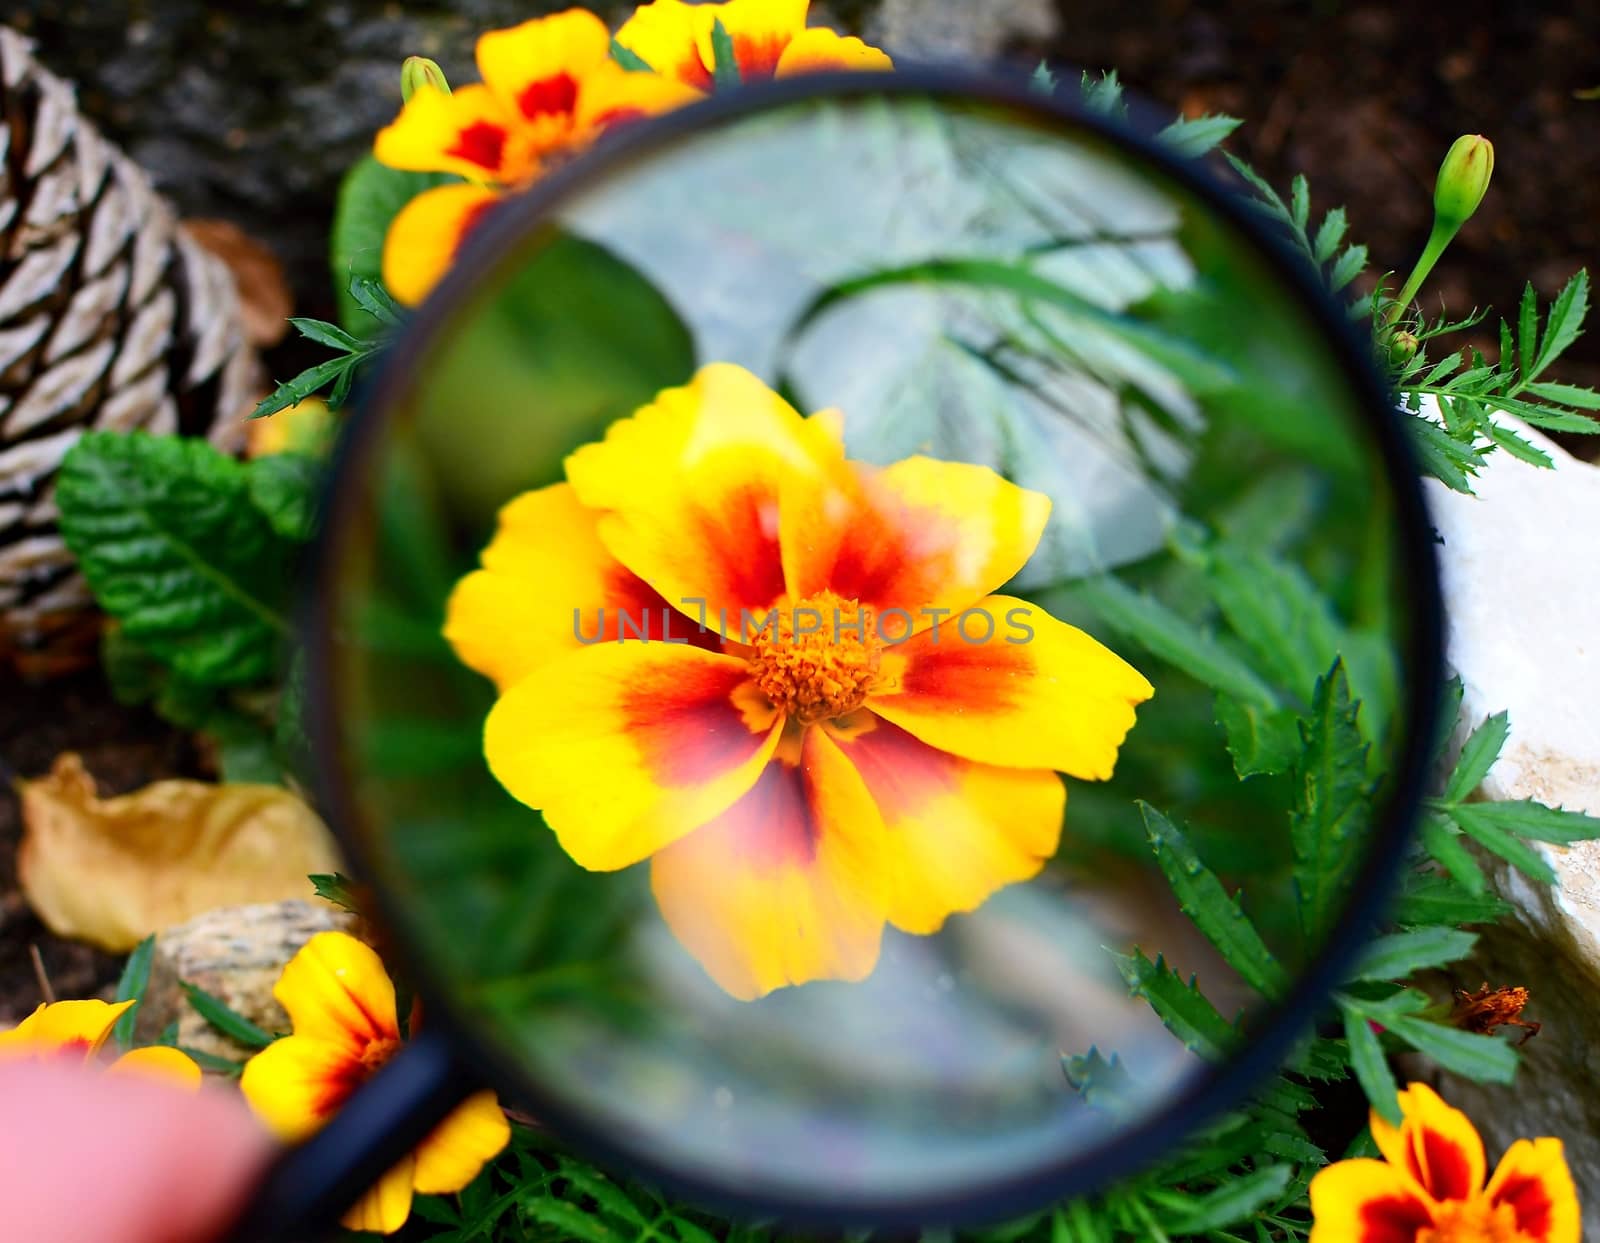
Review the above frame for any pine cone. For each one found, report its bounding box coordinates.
[0,26,260,678]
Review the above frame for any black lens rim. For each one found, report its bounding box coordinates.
[305,64,1442,1228]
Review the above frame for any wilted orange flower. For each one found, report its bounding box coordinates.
[0,999,200,1088]
[239,933,510,1235]
[1309,1083,1579,1243]
[374,9,700,304]
[444,363,1151,1000]
[615,0,891,89]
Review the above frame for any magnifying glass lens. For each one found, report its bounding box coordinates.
[319,85,1428,1220]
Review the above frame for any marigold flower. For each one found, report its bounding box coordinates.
[0,998,201,1088]
[373,8,702,304]
[615,0,892,89]
[239,932,510,1235]
[444,363,1152,1000]
[1309,1082,1579,1243]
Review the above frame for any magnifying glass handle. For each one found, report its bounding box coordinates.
[227,1027,480,1242]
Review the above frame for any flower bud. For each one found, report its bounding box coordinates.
[1433,134,1493,233]
[401,56,450,102]
[1388,330,1419,365]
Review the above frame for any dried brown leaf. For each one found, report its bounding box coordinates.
[17,754,340,952]
[182,218,293,348]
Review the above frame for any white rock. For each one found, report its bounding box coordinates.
[1419,402,1600,1229]
[863,0,1057,62]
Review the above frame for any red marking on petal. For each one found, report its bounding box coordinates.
[446,121,508,171]
[898,639,1030,710]
[1357,1195,1434,1243]
[622,662,765,786]
[841,716,959,807]
[592,567,721,651]
[1492,1175,1555,1239]
[1419,1128,1476,1202]
[718,753,820,868]
[702,482,788,611]
[310,1051,371,1120]
[733,33,790,80]
[517,72,579,120]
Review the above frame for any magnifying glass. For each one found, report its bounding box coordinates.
[234,67,1440,1238]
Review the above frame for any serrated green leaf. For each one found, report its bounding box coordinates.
[309,872,362,916]
[1450,799,1600,845]
[247,452,323,543]
[1420,814,1487,893]
[1524,380,1600,409]
[1289,176,1311,233]
[1329,244,1369,292]
[1443,711,1509,803]
[610,38,655,72]
[709,19,742,88]
[1155,113,1240,158]
[1386,1014,1519,1083]
[1062,1047,1137,1115]
[1421,350,1466,387]
[287,317,361,352]
[1031,61,1058,95]
[1200,537,1346,698]
[1339,998,1400,1123]
[1113,949,1237,1059]
[1485,420,1554,467]
[1215,694,1300,777]
[1405,414,1482,492]
[111,935,157,1050]
[252,355,360,421]
[1142,803,1289,998]
[1530,269,1588,380]
[1448,808,1557,884]
[1391,871,1510,926]
[1291,660,1370,943]
[555,1157,646,1226]
[57,433,291,685]
[1165,1165,1292,1234]
[1071,575,1279,711]
[1078,69,1127,119]
[1350,927,1477,982]
[1518,282,1539,383]
[178,1045,246,1077]
[523,1197,627,1243]
[1313,207,1348,263]
[330,155,457,332]
[182,982,275,1049]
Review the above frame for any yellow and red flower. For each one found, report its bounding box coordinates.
[444,363,1152,1000]
[1309,1082,1579,1243]
[239,932,510,1235]
[374,9,701,305]
[615,0,891,90]
[0,999,201,1087]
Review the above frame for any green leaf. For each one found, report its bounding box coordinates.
[1070,575,1279,711]
[309,872,363,916]
[1061,1047,1137,1114]
[247,452,324,543]
[709,18,742,88]
[1155,113,1240,158]
[1524,380,1600,409]
[330,155,458,332]
[1113,949,1237,1059]
[1530,269,1588,380]
[1141,803,1290,998]
[1405,411,1482,493]
[1031,61,1059,95]
[555,1157,647,1227]
[1290,660,1370,944]
[1078,69,1127,118]
[182,982,275,1049]
[218,731,281,785]
[610,38,655,72]
[178,1045,247,1078]
[1328,244,1368,292]
[1451,799,1600,845]
[1420,814,1487,894]
[1215,694,1300,777]
[111,935,157,1050]
[347,273,405,328]
[1165,1165,1292,1234]
[1349,927,1477,982]
[1443,711,1509,803]
[1448,808,1557,884]
[251,355,360,421]
[1391,871,1510,926]
[287,317,360,352]
[1289,175,1311,234]
[1485,420,1554,467]
[1518,282,1539,383]
[1386,1014,1519,1083]
[57,433,291,685]
[1313,207,1348,264]
[523,1197,628,1243]
[1340,999,1400,1123]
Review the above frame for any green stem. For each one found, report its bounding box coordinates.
[1386,221,1461,325]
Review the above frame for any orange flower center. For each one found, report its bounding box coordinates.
[1420,1197,1522,1243]
[359,1036,402,1077]
[747,591,882,724]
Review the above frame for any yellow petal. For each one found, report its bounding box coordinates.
[412,1091,512,1194]
[1370,1082,1488,1204]
[565,363,845,627]
[1308,1157,1436,1243]
[775,26,893,75]
[650,725,889,999]
[445,483,719,693]
[867,597,1153,779]
[381,183,502,308]
[0,999,133,1060]
[692,0,810,81]
[781,456,1051,630]
[273,931,399,1053]
[613,0,715,89]
[828,714,1064,934]
[16,753,339,952]
[485,643,781,871]
[373,84,533,183]
[1485,1138,1581,1243]
[341,1155,417,1236]
[239,1034,365,1141]
[574,61,705,134]
[476,10,611,146]
[105,1045,203,1090]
